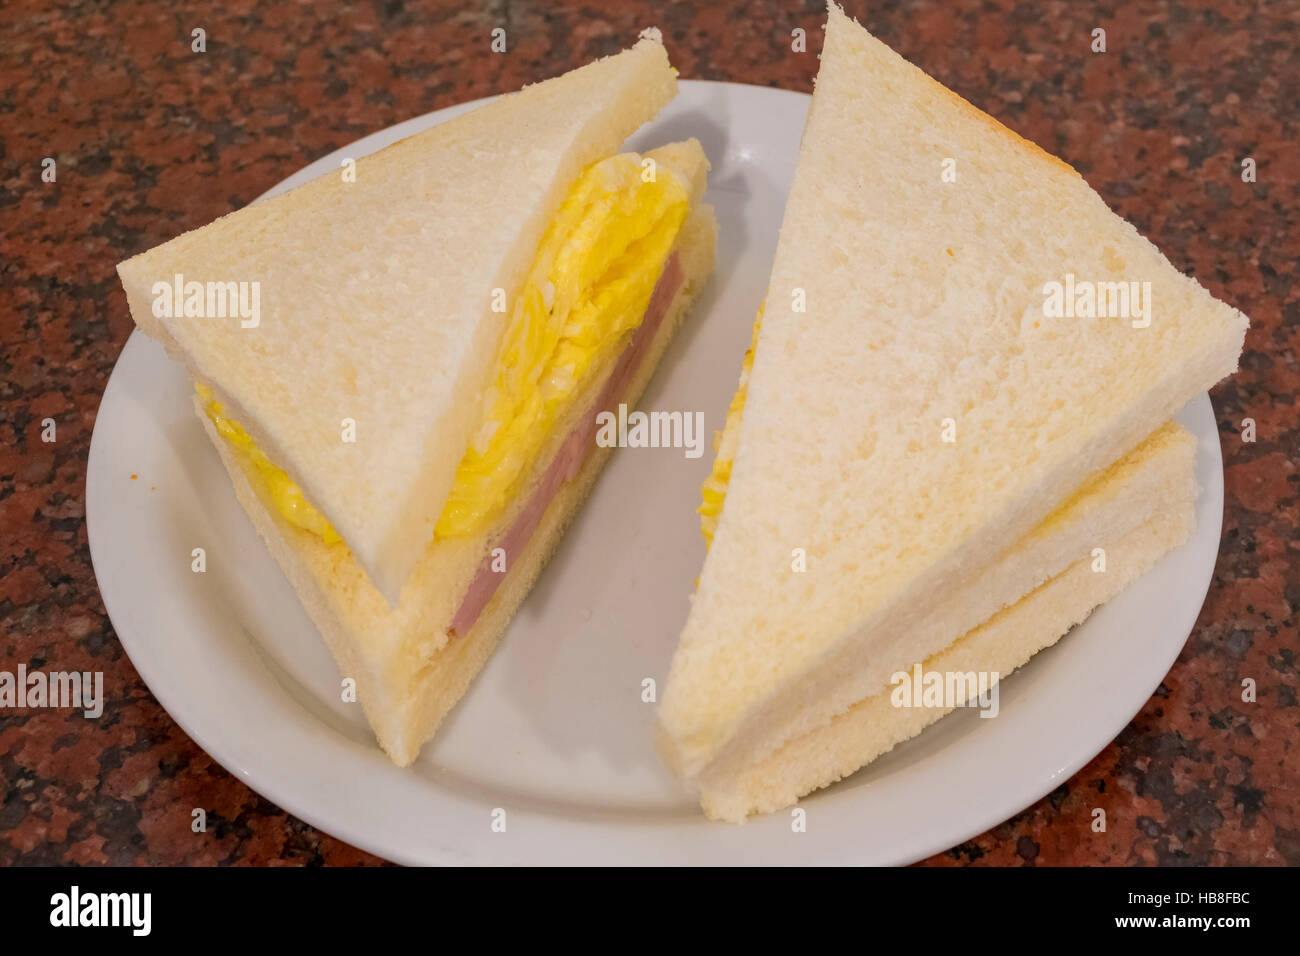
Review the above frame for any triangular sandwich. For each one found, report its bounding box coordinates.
[658,5,1244,817]
[118,31,717,764]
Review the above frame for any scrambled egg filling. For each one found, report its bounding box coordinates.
[436,152,689,537]
[197,151,690,546]
[196,383,341,544]
[698,310,762,547]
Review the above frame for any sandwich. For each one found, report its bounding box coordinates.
[116,30,717,765]
[658,5,1247,821]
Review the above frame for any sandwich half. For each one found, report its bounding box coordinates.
[658,5,1246,817]
[117,31,717,765]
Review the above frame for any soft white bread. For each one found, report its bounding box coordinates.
[674,420,1197,786]
[198,188,717,765]
[118,31,678,604]
[698,491,1197,822]
[658,4,1247,778]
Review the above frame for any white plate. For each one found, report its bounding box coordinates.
[88,80,1224,865]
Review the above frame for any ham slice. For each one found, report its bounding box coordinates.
[448,252,686,636]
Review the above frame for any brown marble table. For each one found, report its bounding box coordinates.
[1,0,1295,865]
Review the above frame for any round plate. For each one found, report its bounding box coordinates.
[88,80,1224,865]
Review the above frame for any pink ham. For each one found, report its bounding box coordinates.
[448,252,686,636]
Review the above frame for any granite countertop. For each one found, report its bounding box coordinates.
[1,0,1295,865]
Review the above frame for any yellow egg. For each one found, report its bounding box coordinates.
[698,310,763,548]
[195,384,341,544]
[436,152,689,538]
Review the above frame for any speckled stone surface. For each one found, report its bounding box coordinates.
[1,0,1295,865]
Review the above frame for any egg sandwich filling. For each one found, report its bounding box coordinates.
[699,311,761,547]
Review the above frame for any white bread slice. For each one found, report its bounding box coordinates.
[118,31,677,604]
[658,4,1247,779]
[199,190,717,765]
[698,490,1197,822]
[674,419,1197,787]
